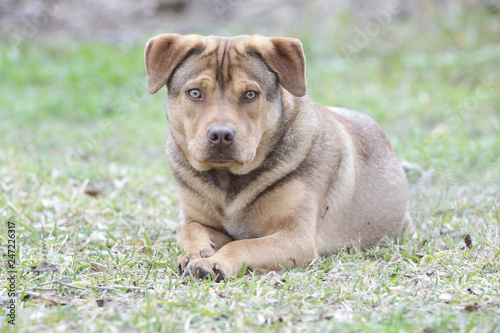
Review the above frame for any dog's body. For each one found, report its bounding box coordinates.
[145,34,411,280]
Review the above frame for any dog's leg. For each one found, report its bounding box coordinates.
[185,231,317,281]
[178,222,233,274]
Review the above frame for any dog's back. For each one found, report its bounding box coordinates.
[313,106,411,254]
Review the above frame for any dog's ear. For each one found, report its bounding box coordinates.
[247,36,306,97]
[145,34,203,94]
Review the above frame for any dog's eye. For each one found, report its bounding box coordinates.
[243,91,258,101]
[187,89,202,100]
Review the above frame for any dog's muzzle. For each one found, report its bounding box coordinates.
[206,125,237,161]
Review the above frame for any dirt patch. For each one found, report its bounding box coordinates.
[1,0,496,47]
[1,0,421,44]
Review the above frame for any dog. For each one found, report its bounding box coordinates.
[144,34,412,281]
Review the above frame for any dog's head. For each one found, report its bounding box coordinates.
[145,34,306,175]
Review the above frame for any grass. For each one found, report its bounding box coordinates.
[1,4,499,332]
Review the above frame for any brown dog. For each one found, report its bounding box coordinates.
[145,34,411,281]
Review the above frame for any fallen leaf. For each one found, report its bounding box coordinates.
[32,262,60,273]
[464,304,479,312]
[90,262,106,272]
[320,309,336,320]
[464,234,473,249]
[23,291,70,306]
[85,186,102,197]
[95,297,113,307]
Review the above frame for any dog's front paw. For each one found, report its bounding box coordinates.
[178,244,218,274]
[184,258,235,282]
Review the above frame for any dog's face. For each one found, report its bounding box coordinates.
[145,34,306,175]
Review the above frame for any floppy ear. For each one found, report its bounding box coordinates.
[144,34,203,94]
[247,36,307,97]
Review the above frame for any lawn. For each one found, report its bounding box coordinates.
[1,4,499,333]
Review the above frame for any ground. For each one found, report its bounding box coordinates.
[0,1,499,332]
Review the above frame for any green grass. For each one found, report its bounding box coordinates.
[1,4,500,332]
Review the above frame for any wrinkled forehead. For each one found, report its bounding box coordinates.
[167,36,279,100]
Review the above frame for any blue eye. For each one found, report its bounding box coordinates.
[187,89,202,100]
[243,91,258,100]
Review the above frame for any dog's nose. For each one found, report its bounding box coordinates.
[207,125,236,149]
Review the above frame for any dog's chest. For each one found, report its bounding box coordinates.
[200,171,265,240]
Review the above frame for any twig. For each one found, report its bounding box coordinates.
[29,280,87,291]
[27,288,59,292]
[28,280,142,292]
[86,285,142,291]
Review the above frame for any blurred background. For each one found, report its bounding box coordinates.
[1,0,499,42]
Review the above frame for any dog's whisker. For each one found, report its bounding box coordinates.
[246,140,288,162]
